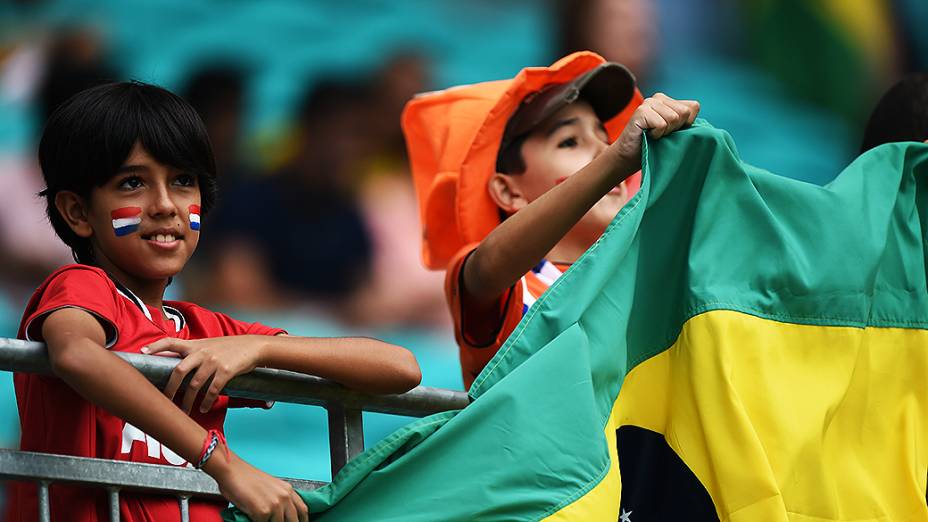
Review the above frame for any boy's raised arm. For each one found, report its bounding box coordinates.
[462,94,699,303]
[41,308,309,521]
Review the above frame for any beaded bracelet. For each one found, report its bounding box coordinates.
[196,429,229,469]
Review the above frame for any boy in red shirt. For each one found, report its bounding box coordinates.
[9,81,422,522]
[403,51,699,388]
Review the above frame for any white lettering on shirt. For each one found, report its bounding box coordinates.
[120,422,192,467]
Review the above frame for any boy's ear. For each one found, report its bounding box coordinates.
[488,173,529,214]
[54,191,94,238]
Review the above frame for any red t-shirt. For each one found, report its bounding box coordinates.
[7,264,285,522]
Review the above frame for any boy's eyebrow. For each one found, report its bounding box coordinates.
[116,164,150,174]
[543,117,579,138]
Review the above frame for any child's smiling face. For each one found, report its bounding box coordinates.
[81,142,201,286]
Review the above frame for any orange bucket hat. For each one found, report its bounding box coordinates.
[403,51,644,270]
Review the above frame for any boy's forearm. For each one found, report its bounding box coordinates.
[464,145,636,301]
[256,335,421,394]
[51,339,219,469]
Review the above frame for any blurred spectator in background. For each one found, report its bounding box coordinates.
[350,53,449,328]
[190,56,450,329]
[558,0,657,83]
[364,52,432,169]
[859,73,928,154]
[181,65,250,185]
[0,27,118,298]
[36,29,118,123]
[191,78,375,314]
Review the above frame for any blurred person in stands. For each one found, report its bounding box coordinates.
[558,0,657,83]
[197,79,374,312]
[349,53,450,328]
[181,66,251,186]
[0,28,117,292]
[177,64,279,307]
[859,73,928,153]
[364,52,433,170]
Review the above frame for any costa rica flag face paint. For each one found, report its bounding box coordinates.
[111,207,142,237]
[188,205,201,231]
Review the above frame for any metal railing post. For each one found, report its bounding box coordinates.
[107,487,120,521]
[326,404,364,477]
[37,480,50,522]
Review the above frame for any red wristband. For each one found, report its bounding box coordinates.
[195,429,229,469]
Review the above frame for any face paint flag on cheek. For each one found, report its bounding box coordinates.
[189,205,201,231]
[111,207,142,237]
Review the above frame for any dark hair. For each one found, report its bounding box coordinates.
[496,134,528,174]
[860,73,928,154]
[38,81,218,264]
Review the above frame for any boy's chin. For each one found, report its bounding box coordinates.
[135,264,185,281]
[593,195,628,221]
[575,197,627,238]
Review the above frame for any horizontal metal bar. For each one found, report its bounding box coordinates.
[0,449,324,496]
[0,338,469,417]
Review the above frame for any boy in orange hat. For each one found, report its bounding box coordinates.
[403,50,706,520]
[403,51,699,388]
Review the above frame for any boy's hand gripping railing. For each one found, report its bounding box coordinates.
[0,338,469,522]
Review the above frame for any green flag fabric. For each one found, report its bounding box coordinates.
[226,121,928,521]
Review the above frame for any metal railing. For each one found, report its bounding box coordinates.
[0,338,469,521]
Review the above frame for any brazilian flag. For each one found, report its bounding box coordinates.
[227,122,928,521]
